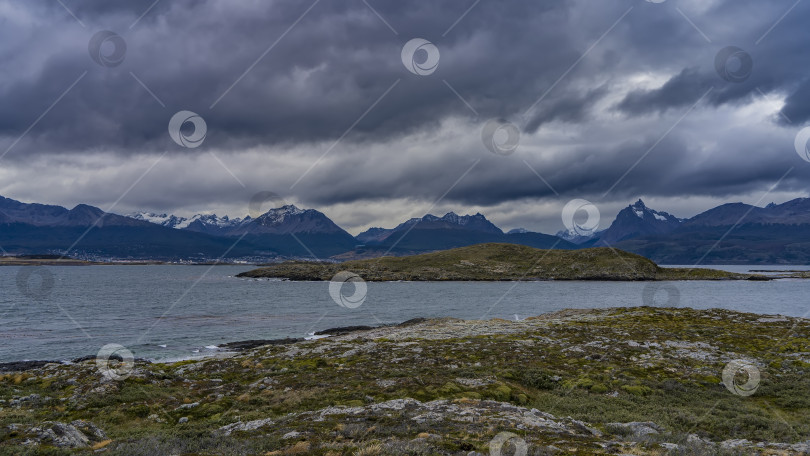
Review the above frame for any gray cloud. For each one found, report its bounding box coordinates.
[0,0,808,234]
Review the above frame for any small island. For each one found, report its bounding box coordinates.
[238,243,774,281]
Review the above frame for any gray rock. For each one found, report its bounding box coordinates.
[220,417,275,436]
[720,438,751,449]
[607,421,662,438]
[789,442,810,452]
[27,420,106,448]
[569,418,603,437]
[178,417,189,424]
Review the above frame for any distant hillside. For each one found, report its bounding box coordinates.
[4,193,810,263]
[0,195,358,260]
[355,211,574,253]
[238,243,759,281]
[129,205,358,258]
[613,198,810,264]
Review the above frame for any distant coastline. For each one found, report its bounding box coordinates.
[238,243,805,281]
[0,256,255,266]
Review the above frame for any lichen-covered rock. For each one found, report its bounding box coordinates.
[24,420,106,448]
[607,421,662,438]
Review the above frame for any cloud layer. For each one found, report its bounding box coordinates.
[0,0,808,234]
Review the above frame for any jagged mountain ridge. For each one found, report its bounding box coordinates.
[2,194,810,263]
[611,198,810,264]
[0,197,148,228]
[126,205,359,257]
[355,211,570,252]
[684,198,810,227]
[0,197,357,259]
[129,205,347,237]
[595,199,683,246]
[126,212,190,229]
[357,212,502,244]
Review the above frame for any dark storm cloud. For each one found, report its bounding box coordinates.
[0,0,809,226]
[617,68,711,114]
[0,0,804,154]
[780,79,810,125]
[0,0,590,157]
[525,85,609,133]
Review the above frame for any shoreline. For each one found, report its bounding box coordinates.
[2,306,809,454]
[0,308,800,371]
[0,320,425,372]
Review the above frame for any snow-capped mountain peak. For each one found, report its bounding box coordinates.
[594,199,683,245]
[126,211,251,232]
[628,199,683,223]
[126,212,189,229]
[126,204,345,236]
[395,212,502,233]
[254,205,307,225]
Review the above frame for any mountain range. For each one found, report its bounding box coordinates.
[0,194,809,264]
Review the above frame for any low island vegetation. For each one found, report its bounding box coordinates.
[238,243,772,281]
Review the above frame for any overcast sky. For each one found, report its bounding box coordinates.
[1,0,809,235]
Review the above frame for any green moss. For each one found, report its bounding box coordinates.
[438,382,462,395]
[621,385,652,396]
[590,384,609,394]
[515,367,558,390]
[487,383,512,401]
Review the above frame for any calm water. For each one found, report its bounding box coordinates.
[1,265,809,363]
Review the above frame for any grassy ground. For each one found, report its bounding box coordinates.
[1,307,809,455]
[239,243,763,281]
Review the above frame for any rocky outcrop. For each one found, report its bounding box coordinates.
[2,307,809,455]
[12,420,107,448]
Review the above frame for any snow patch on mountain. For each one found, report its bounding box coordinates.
[127,212,251,230]
[629,199,684,223]
[255,205,307,225]
[127,212,189,228]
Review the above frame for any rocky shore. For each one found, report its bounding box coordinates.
[2,307,809,455]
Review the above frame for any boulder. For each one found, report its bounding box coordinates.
[26,420,106,448]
